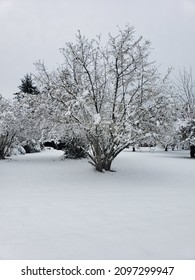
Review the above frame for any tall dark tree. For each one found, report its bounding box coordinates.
[17,74,39,95]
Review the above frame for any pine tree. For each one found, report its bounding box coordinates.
[17,74,39,95]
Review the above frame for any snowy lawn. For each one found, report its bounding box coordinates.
[0,148,195,260]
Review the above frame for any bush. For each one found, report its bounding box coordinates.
[12,145,26,155]
[63,138,87,159]
[43,141,57,149]
[22,139,41,153]
[0,132,15,159]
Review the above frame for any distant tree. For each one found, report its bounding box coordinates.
[16,73,39,96]
[173,68,195,156]
[0,95,16,159]
[13,82,68,152]
[13,92,45,150]
[129,72,176,151]
[176,69,195,119]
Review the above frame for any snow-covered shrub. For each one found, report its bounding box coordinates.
[22,139,41,153]
[12,145,26,155]
[0,95,16,159]
[0,132,15,159]
[43,141,57,149]
[62,137,87,159]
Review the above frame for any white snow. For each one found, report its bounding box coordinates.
[0,148,195,260]
[94,113,101,125]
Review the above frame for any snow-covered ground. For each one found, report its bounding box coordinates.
[0,148,195,260]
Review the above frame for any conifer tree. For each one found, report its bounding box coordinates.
[17,74,39,95]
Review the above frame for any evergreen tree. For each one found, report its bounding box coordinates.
[17,74,39,95]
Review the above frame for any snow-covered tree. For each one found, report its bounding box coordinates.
[0,95,16,159]
[13,79,70,153]
[34,26,172,171]
[129,71,176,150]
[173,69,195,156]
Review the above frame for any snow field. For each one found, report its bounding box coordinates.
[0,149,195,259]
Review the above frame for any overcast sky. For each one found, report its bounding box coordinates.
[1,0,195,98]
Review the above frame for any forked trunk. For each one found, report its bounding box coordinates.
[102,160,112,171]
[95,160,103,172]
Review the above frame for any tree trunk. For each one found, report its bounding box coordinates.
[102,160,112,171]
[0,151,4,160]
[132,146,135,152]
[0,132,14,159]
[95,161,103,172]
[190,145,195,158]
